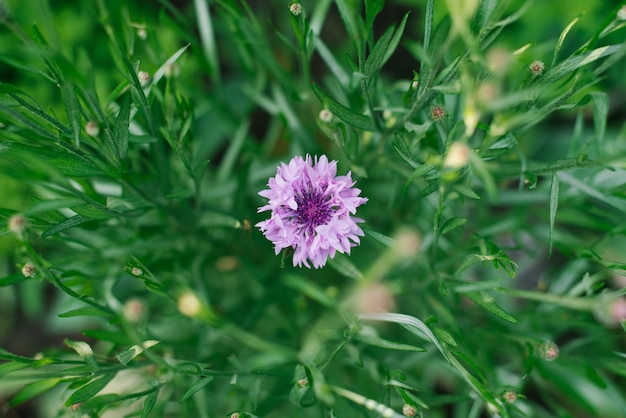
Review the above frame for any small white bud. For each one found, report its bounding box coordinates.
[539,341,559,361]
[21,262,36,278]
[402,403,417,417]
[318,109,333,123]
[443,142,470,169]
[503,390,517,404]
[8,213,27,236]
[137,71,150,87]
[85,121,99,137]
[618,6,626,21]
[137,27,148,40]
[529,60,545,76]
[289,3,302,16]
[131,267,144,276]
[178,292,202,317]
[123,298,145,323]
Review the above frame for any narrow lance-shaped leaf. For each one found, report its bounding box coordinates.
[311,83,376,131]
[65,373,116,406]
[62,81,82,148]
[114,94,131,161]
[549,173,559,257]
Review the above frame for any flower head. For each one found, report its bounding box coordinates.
[257,155,367,268]
[529,60,545,76]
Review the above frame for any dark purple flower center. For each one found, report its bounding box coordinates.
[293,187,333,231]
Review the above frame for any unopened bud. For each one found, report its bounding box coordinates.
[296,377,308,388]
[8,213,27,236]
[402,403,417,417]
[430,105,446,121]
[411,80,419,90]
[319,109,333,123]
[443,142,470,169]
[618,6,626,21]
[85,121,99,137]
[503,390,517,404]
[137,71,150,87]
[394,228,421,258]
[289,3,302,16]
[610,298,626,322]
[131,267,144,276]
[178,291,202,317]
[539,341,559,361]
[137,27,148,40]
[355,283,395,315]
[486,47,511,76]
[21,262,36,278]
[123,298,145,323]
[529,60,545,76]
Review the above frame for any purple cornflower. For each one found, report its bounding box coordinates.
[257,155,367,268]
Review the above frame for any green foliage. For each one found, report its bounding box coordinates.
[1,0,626,417]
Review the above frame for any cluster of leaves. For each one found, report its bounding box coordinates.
[1,0,626,417]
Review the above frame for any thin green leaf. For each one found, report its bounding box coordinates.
[362,227,395,247]
[283,275,337,308]
[114,94,131,160]
[463,291,519,324]
[142,389,159,418]
[194,0,219,81]
[58,307,114,319]
[180,377,214,402]
[328,255,364,281]
[423,0,434,52]
[65,373,116,406]
[356,334,426,352]
[440,217,467,235]
[544,44,622,83]
[0,272,30,287]
[590,91,608,154]
[10,378,63,407]
[62,82,81,148]
[363,12,409,81]
[552,15,580,67]
[41,215,96,239]
[311,83,376,131]
[0,362,30,377]
[549,173,559,256]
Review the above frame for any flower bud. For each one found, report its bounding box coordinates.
[443,142,470,169]
[503,390,517,404]
[618,6,626,21]
[137,27,148,40]
[21,262,36,278]
[486,47,511,76]
[430,105,446,121]
[529,60,545,76]
[85,121,100,137]
[402,403,417,417]
[123,298,145,323]
[178,291,202,317]
[354,283,395,315]
[131,267,144,276]
[7,213,27,237]
[137,71,150,87]
[318,109,333,123]
[289,3,302,16]
[610,298,626,323]
[296,377,308,388]
[539,341,559,361]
